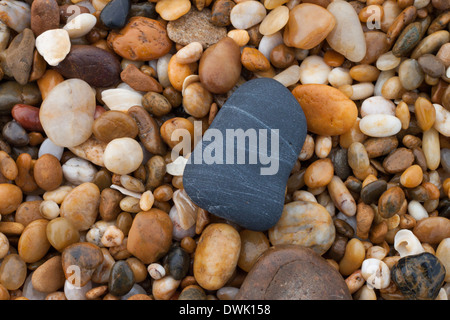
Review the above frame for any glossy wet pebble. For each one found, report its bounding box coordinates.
[269,201,335,255]
[236,245,351,300]
[391,252,446,300]
[108,260,135,297]
[62,242,103,287]
[193,223,240,291]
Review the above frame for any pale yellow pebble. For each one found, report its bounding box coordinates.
[259,6,289,36]
[227,30,250,47]
[140,191,155,212]
[156,0,191,21]
[175,42,203,64]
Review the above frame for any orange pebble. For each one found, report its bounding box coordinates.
[323,50,345,67]
[400,165,423,188]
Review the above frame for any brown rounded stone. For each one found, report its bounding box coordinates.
[413,217,450,245]
[99,188,123,222]
[62,242,104,287]
[0,184,23,215]
[120,64,163,93]
[31,255,65,293]
[270,44,296,69]
[107,17,172,61]
[211,0,234,27]
[5,29,35,86]
[199,36,242,94]
[31,0,60,36]
[18,219,50,263]
[126,209,173,264]
[235,245,351,300]
[14,200,43,227]
[382,147,415,174]
[54,45,121,88]
[93,110,139,143]
[378,186,405,219]
[33,153,63,191]
[360,31,390,65]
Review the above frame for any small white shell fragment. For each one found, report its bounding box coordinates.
[273,65,301,87]
[166,156,188,176]
[359,114,402,137]
[101,87,143,112]
[361,96,396,117]
[110,184,142,199]
[407,200,429,221]
[230,1,266,30]
[62,157,97,185]
[433,103,450,137]
[361,258,390,289]
[63,13,97,38]
[35,29,71,66]
[299,55,331,85]
[101,225,124,247]
[148,263,166,280]
[394,229,425,257]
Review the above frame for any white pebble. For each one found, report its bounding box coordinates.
[258,31,283,60]
[361,96,396,117]
[328,67,352,88]
[407,200,429,221]
[394,229,425,257]
[64,280,92,300]
[63,13,97,38]
[103,138,144,175]
[175,42,203,64]
[299,55,330,85]
[101,87,143,112]
[359,114,402,137]
[361,258,390,289]
[166,156,188,176]
[348,83,375,100]
[62,157,97,185]
[38,138,65,160]
[433,103,450,137]
[156,53,172,88]
[35,29,71,66]
[86,220,114,247]
[273,65,301,87]
[230,1,266,30]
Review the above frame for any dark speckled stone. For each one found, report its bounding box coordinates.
[360,179,387,204]
[108,260,135,297]
[391,252,446,300]
[183,78,307,231]
[167,246,190,280]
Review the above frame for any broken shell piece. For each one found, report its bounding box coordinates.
[394,229,425,257]
[361,258,390,289]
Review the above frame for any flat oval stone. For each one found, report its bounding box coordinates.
[391,252,445,300]
[5,28,35,85]
[0,81,41,115]
[2,120,29,147]
[39,79,95,148]
[167,246,190,280]
[283,3,335,50]
[107,16,172,61]
[236,245,351,300]
[326,0,366,62]
[392,22,422,57]
[93,110,138,143]
[100,0,130,29]
[183,78,306,231]
[108,260,135,297]
[11,104,44,132]
[360,180,387,204]
[54,45,121,88]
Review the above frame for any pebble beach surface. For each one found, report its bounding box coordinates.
[0,0,449,301]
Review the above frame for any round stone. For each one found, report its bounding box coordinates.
[269,201,335,255]
[391,252,446,300]
[236,245,351,300]
[103,138,143,175]
[39,79,96,148]
[108,260,135,297]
